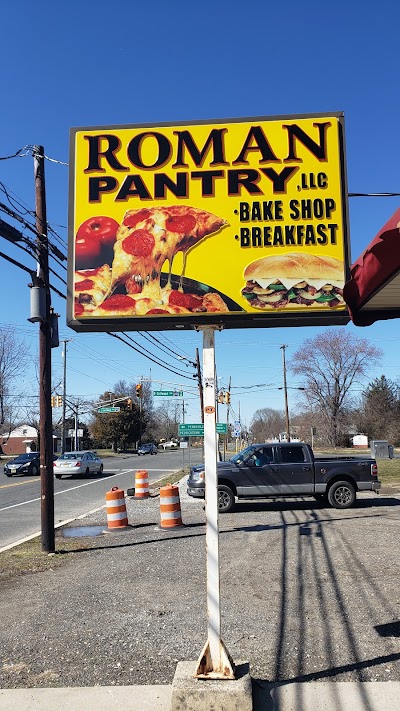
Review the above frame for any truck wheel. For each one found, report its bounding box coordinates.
[218,485,235,513]
[327,481,356,509]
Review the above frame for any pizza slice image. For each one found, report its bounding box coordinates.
[74,265,112,314]
[106,205,227,300]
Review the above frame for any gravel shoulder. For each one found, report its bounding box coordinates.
[0,478,399,689]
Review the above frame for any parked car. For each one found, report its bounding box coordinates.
[137,443,158,455]
[54,451,103,479]
[187,442,381,513]
[4,452,41,477]
[158,440,178,450]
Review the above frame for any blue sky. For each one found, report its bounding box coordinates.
[1,0,400,429]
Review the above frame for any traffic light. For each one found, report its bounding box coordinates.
[218,391,224,403]
[57,395,62,407]
[51,396,55,407]
[136,383,142,397]
[225,391,231,405]
[127,398,132,410]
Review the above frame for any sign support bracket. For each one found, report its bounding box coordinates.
[194,325,235,680]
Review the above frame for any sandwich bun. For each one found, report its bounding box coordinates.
[243,252,343,283]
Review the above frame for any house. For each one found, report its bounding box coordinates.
[0,425,59,456]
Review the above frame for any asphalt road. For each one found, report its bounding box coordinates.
[0,448,203,550]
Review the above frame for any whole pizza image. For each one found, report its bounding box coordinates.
[69,113,350,330]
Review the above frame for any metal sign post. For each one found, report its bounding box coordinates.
[194,326,235,679]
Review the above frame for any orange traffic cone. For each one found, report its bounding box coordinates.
[159,484,183,529]
[134,469,150,499]
[106,486,128,529]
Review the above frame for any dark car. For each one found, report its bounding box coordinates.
[4,452,59,477]
[137,443,158,456]
[4,452,41,477]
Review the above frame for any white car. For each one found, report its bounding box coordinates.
[54,451,104,479]
[158,441,178,450]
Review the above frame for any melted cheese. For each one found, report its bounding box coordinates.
[255,277,344,291]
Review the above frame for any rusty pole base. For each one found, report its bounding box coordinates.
[193,638,236,679]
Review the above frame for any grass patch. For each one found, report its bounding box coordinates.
[150,467,188,490]
[0,538,74,583]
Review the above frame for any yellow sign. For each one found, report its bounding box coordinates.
[68,113,350,331]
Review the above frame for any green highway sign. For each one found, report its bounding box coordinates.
[153,390,183,396]
[178,423,228,437]
[98,406,121,413]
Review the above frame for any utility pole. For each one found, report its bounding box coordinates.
[34,145,55,553]
[196,347,204,423]
[224,376,231,461]
[61,339,71,453]
[280,344,291,443]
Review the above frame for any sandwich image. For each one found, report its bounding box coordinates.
[241,252,345,310]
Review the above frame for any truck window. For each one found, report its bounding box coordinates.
[280,446,307,464]
[250,446,274,467]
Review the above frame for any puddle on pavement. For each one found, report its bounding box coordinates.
[62,525,106,538]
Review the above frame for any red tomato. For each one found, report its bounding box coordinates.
[75,234,103,269]
[76,216,119,248]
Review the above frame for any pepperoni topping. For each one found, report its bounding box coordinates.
[165,213,196,234]
[100,295,136,311]
[126,278,142,295]
[122,229,155,257]
[123,209,151,228]
[147,308,169,314]
[74,301,84,316]
[169,290,203,310]
[75,279,95,291]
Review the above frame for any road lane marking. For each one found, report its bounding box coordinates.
[0,479,42,489]
[0,467,178,512]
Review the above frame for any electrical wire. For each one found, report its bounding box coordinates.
[349,192,400,197]
[120,332,196,378]
[139,331,195,366]
[0,250,33,275]
[108,332,196,380]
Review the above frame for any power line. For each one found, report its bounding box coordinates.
[120,332,196,378]
[108,332,196,380]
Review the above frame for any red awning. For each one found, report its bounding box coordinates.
[343,208,400,326]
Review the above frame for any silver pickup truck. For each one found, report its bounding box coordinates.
[187,442,381,513]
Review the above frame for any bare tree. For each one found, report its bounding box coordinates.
[0,327,28,425]
[250,407,286,442]
[290,328,382,447]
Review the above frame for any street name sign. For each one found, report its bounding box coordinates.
[178,423,228,437]
[98,406,121,413]
[153,390,183,396]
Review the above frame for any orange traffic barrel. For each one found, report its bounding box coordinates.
[159,484,183,529]
[106,486,128,529]
[134,469,150,498]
